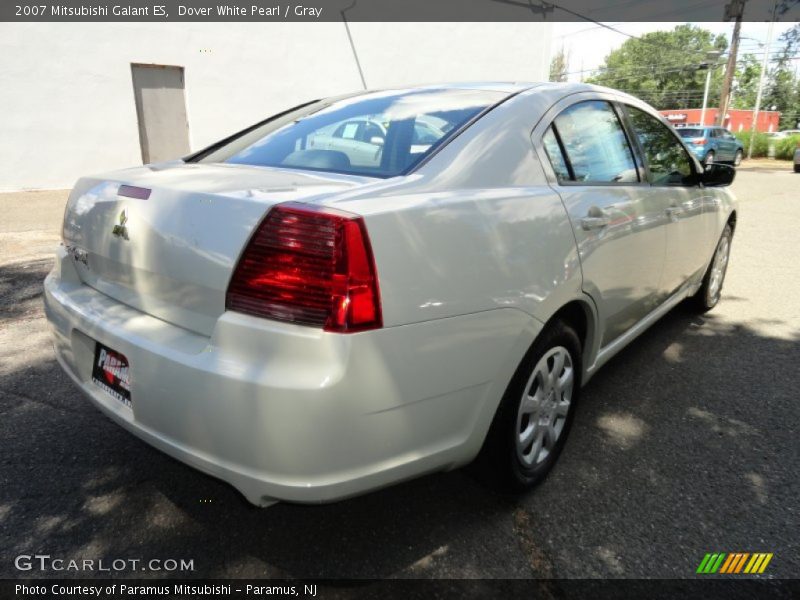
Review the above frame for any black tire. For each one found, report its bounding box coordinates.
[690,223,733,313]
[474,320,582,491]
[794,164,800,173]
[704,151,715,166]
[733,150,743,167]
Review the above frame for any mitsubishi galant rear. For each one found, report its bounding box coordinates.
[44,83,737,506]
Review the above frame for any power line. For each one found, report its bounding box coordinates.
[545,2,650,42]
[561,49,796,78]
[553,21,623,39]
[340,1,366,90]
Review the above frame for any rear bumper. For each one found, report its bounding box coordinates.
[44,247,540,505]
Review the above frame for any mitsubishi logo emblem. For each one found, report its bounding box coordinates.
[112,209,129,240]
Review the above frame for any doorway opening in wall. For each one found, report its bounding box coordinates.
[130,63,190,164]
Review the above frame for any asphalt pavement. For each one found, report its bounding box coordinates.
[0,165,798,581]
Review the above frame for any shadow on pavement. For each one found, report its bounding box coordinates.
[0,262,798,580]
[0,258,53,324]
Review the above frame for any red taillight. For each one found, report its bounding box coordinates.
[693,138,707,145]
[226,202,382,333]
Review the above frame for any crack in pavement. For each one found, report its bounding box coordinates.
[512,506,557,578]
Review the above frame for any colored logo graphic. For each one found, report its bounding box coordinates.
[697,553,773,574]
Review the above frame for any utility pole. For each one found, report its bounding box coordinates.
[700,51,722,126]
[717,0,746,126]
[747,0,778,159]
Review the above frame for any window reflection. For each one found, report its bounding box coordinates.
[627,107,694,186]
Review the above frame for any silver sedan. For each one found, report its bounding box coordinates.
[45,83,737,506]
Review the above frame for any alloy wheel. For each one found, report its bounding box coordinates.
[708,235,730,304]
[515,346,574,466]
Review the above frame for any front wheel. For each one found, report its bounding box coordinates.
[690,223,732,312]
[733,150,743,166]
[474,320,582,491]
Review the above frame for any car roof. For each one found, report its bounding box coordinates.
[395,82,541,94]
[372,81,621,96]
[363,82,682,109]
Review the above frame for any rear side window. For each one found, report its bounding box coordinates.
[549,101,639,184]
[677,128,705,138]
[334,122,362,140]
[626,106,695,186]
[542,127,571,181]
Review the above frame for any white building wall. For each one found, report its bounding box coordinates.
[0,22,551,191]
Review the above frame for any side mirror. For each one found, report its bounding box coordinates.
[370,136,385,146]
[702,163,735,187]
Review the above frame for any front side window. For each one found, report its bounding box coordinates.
[626,106,695,186]
[551,101,639,184]
[193,89,506,178]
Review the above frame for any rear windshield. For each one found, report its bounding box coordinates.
[677,128,705,138]
[194,89,507,178]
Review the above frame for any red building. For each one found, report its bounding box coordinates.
[660,108,781,132]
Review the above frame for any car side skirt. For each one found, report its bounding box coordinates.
[585,279,697,381]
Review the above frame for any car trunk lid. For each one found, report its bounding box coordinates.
[62,162,373,336]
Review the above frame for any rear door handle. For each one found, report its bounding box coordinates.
[666,206,684,220]
[581,207,611,230]
[581,216,610,230]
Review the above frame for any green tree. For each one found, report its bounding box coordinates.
[732,25,800,129]
[730,54,761,110]
[549,47,569,83]
[769,24,800,129]
[586,25,728,110]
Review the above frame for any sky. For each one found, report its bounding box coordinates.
[552,20,798,82]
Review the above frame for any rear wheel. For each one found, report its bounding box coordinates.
[733,150,743,166]
[690,223,732,312]
[794,164,800,173]
[704,151,716,166]
[475,320,581,491]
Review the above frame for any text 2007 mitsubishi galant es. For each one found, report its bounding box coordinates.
[45,83,737,506]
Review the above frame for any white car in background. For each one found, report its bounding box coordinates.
[767,129,800,139]
[45,83,737,506]
[307,115,447,168]
[766,129,800,161]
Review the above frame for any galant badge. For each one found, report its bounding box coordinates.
[112,209,129,240]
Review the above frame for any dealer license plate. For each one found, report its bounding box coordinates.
[91,342,132,407]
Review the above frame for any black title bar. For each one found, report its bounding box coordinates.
[3,0,798,22]
[4,578,800,600]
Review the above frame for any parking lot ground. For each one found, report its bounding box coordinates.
[737,157,798,173]
[0,169,798,581]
